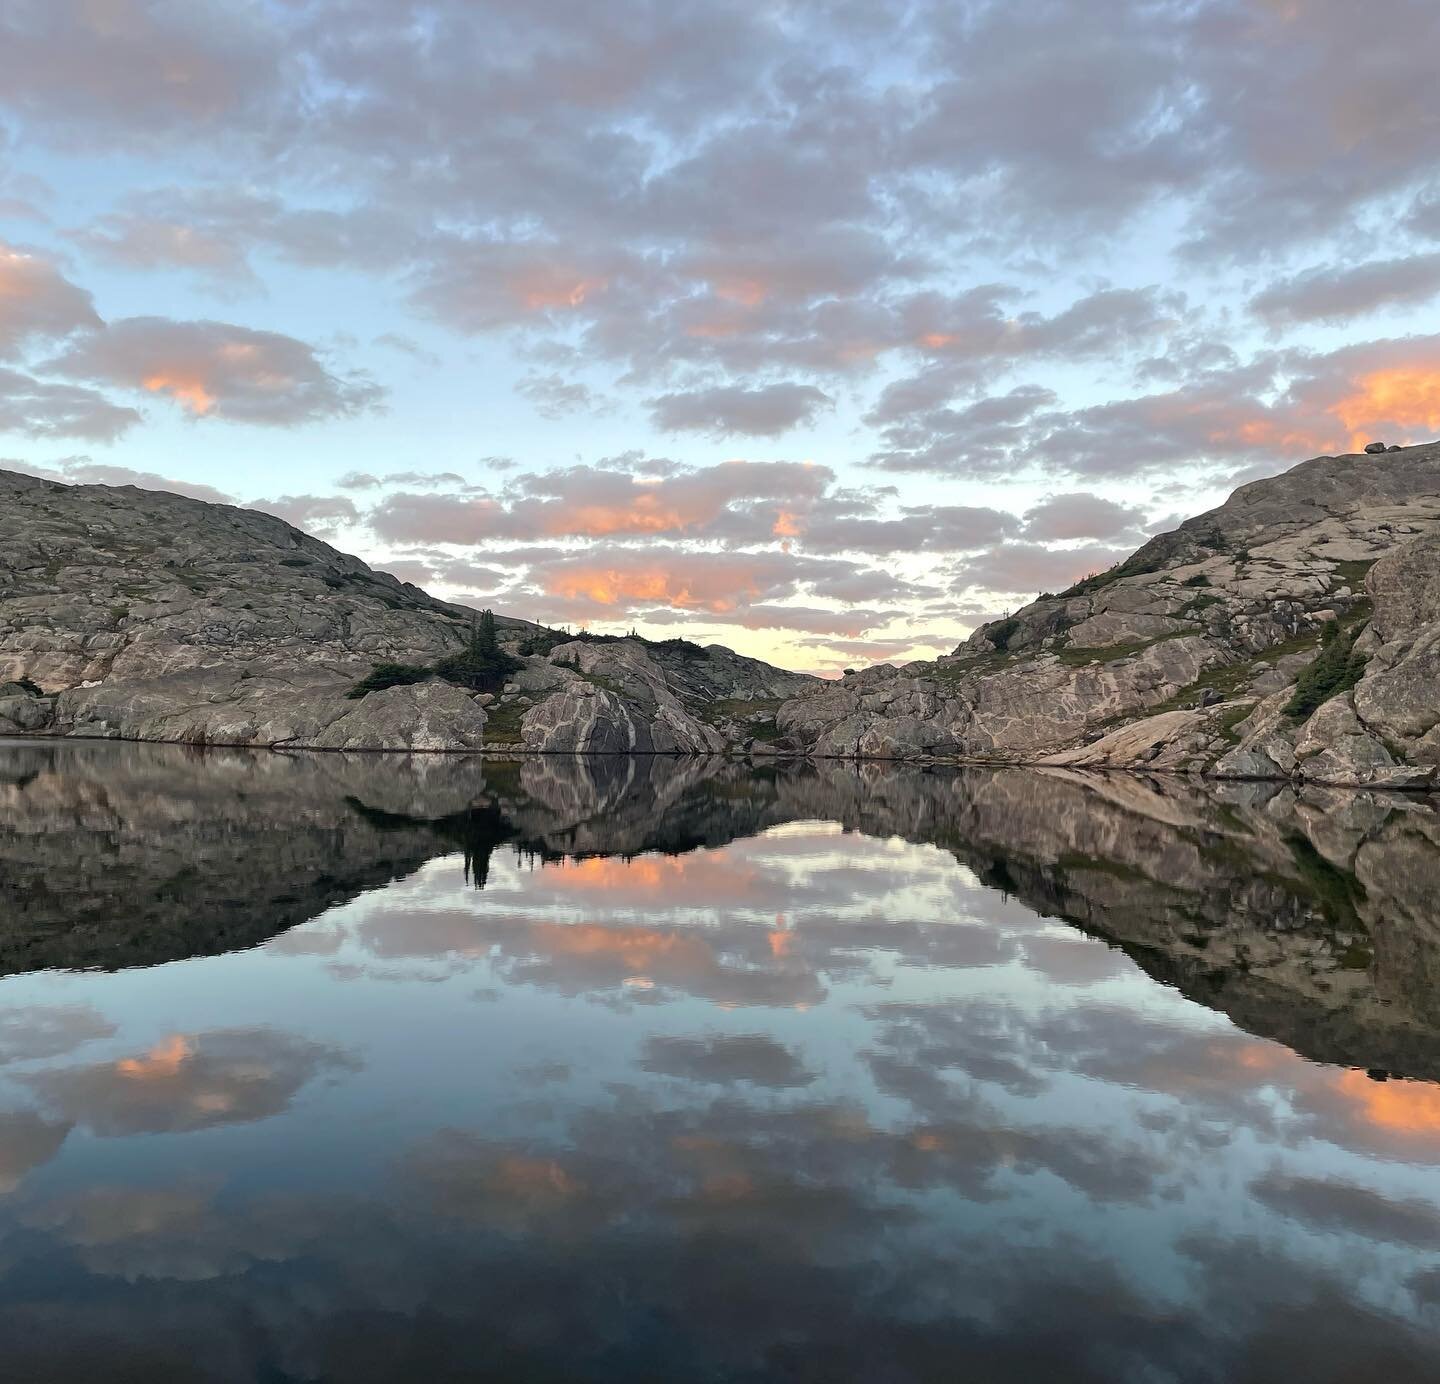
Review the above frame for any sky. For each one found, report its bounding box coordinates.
[1,0,1439,675]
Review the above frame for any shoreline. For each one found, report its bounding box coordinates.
[4,729,1435,796]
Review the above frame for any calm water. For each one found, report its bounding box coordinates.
[2,742,1440,1382]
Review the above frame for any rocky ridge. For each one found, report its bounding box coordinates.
[0,468,814,753]
[775,442,1440,788]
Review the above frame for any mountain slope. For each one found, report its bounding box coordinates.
[775,441,1440,787]
[0,468,815,751]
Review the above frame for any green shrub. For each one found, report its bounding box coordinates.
[1284,622,1368,720]
[987,618,1022,651]
[433,609,522,692]
[346,663,432,699]
[9,676,44,697]
[1182,573,1211,587]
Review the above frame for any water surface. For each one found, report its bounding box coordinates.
[2,742,1440,1382]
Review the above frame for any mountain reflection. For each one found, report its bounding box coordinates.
[1,740,1440,1381]
[4,740,1438,1081]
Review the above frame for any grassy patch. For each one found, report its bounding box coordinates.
[1338,942,1374,971]
[1213,702,1255,743]
[482,700,530,744]
[1181,593,1224,615]
[1055,635,1181,667]
[1328,558,1376,592]
[696,697,785,743]
[573,670,629,698]
[699,696,783,723]
[925,651,1020,681]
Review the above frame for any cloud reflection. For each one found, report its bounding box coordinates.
[19,1028,359,1135]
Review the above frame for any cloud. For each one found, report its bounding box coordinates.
[19,1028,358,1135]
[868,384,1058,477]
[1250,1171,1440,1249]
[47,318,385,425]
[0,1004,116,1064]
[1021,492,1149,542]
[338,469,468,491]
[1251,253,1440,327]
[1410,192,1440,241]
[0,367,140,441]
[525,546,871,618]
[408,237,640,333]
[642,604,899,638]
[951,542,1132,598]
[249,494,362,539]
[0,240,101,356]
[648,383,834,437]
[0,0,286,141]
[66,186,419,289]
[18,458,237,503]
[367,460,838,549]
[0,1110,69,1194]
[368,491,506,545]
[640,1033,816,1088]
[516,372,605,419]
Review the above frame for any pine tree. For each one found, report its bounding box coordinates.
[477,608,499,658]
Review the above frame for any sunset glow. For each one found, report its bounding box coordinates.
[116,1034,194,1081]
[1331,367,1440,446]
[142,371,216,414]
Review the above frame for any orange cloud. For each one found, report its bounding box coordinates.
[116,1034,195,1081]
[685,319,745,339]
[544,565,755,613]
[559,502,690,537]
[142,370,216,414]
[1330,1069,1440,1137]
[543,853,760,901]
[712,276,768,307]
[1330,367,1440,447]
[515,272,607,311]
[528,922,713,973]
[489,1155,582,1204]
[1224,417,1338,455]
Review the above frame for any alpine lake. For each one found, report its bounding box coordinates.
[2,738,1439,1383]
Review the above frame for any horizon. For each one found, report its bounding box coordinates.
[3,1,1440,675]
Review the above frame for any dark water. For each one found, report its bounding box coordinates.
[2,741,1440,1383]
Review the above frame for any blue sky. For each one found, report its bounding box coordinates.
[3,0,1439,672]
